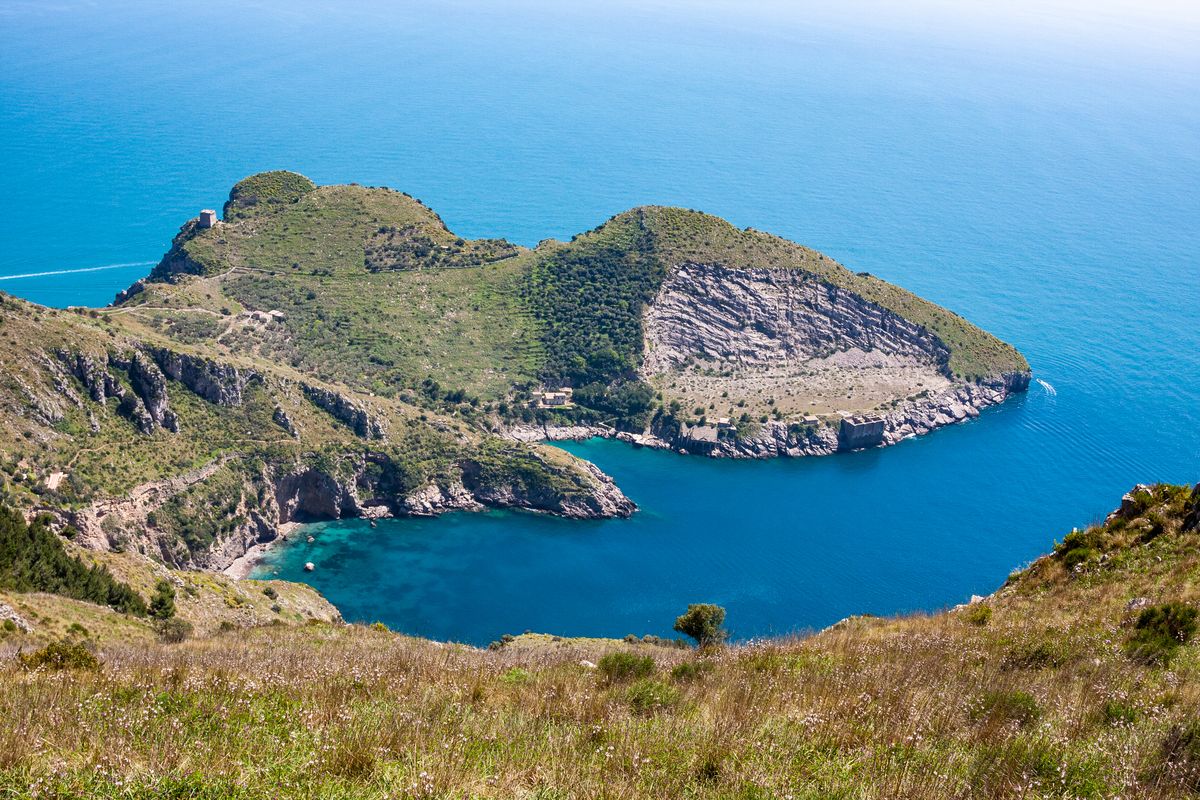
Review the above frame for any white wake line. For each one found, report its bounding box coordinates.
[1036,378,1057,396]
[0,261,156,282]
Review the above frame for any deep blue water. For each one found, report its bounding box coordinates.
[2,0,1198,643]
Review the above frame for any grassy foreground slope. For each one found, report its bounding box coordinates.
[1,483,1198,799]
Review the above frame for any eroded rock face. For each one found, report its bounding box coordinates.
[272,405,298,437]
[301,384,385,439]
[275,466,364,522]
[0,601,32,633]
[631,262,1029,458]
[147,347,260,406]
[643,263,949,373]
[60,351,111,403]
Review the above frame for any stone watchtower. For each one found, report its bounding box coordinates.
[198,209,218,229]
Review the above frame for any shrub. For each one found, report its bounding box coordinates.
[674,603,728,647]
[973,690,1041,727]
[18,640,100,671]
[149,579,177,620]
[597,652,656,683]
[1100,700,1138,727]
[670,660,713,683]
[626,679,677,716]
[1125,602,1198,666]
[369,621,390,632]
[1062,546,1097,571]
[156,617,193,644]
[501,667,531,685]
[1002,638,1071,670]
[2,619,17,633]
[262,586,278,600]
[963,604,993,626]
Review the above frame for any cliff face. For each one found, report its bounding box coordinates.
[61,448,635,574]
[635,262,1030,458]
[643,262,951,373]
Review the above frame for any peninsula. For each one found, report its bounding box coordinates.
[0,171,1028,573]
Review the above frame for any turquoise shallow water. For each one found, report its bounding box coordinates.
[2,1,1198,643]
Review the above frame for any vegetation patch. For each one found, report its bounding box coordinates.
[597,651,656,683]
[17,640,100,671]
[1124,602,1198,666]
[0,507,145,615]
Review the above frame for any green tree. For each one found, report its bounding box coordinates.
[149,579,177,620]
[0,506,146,616]
[674,603,728,648]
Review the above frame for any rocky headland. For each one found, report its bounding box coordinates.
[0,172,1028,576]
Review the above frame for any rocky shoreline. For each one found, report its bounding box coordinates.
[506,370,1030,459]
[56,448,636,579]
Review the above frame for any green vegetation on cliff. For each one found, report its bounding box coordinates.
[129,172,1026,411]
[0,506,145,615]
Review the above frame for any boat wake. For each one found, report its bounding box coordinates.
[1036,378,1057,397]
[0,261,156,282]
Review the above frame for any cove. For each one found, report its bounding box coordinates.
[254,390,1095,645]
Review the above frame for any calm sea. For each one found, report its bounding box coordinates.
[2,0,1197,643]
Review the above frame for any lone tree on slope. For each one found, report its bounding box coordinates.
[674,603,728,647]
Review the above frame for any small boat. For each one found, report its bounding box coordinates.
[304,562,315,572]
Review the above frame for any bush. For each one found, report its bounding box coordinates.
[1100,700,1138,727]
[670,660,713,683]
[1002,638,1070,670]
[262,586,278,600]
[598,652,656,683]
[2,619,17,633]
[156,617,193,644]
[501,667,531,685]
[18,640,100,671]
[1062,546,1097,571]
[627,679,678,716]
[674,603,728,647]
[149,579,177,620]
[963,604,993,626]
[973,690,1041,727]
[1125,602,1198,666]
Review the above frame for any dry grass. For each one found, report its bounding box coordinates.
[1,485,1198,798]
